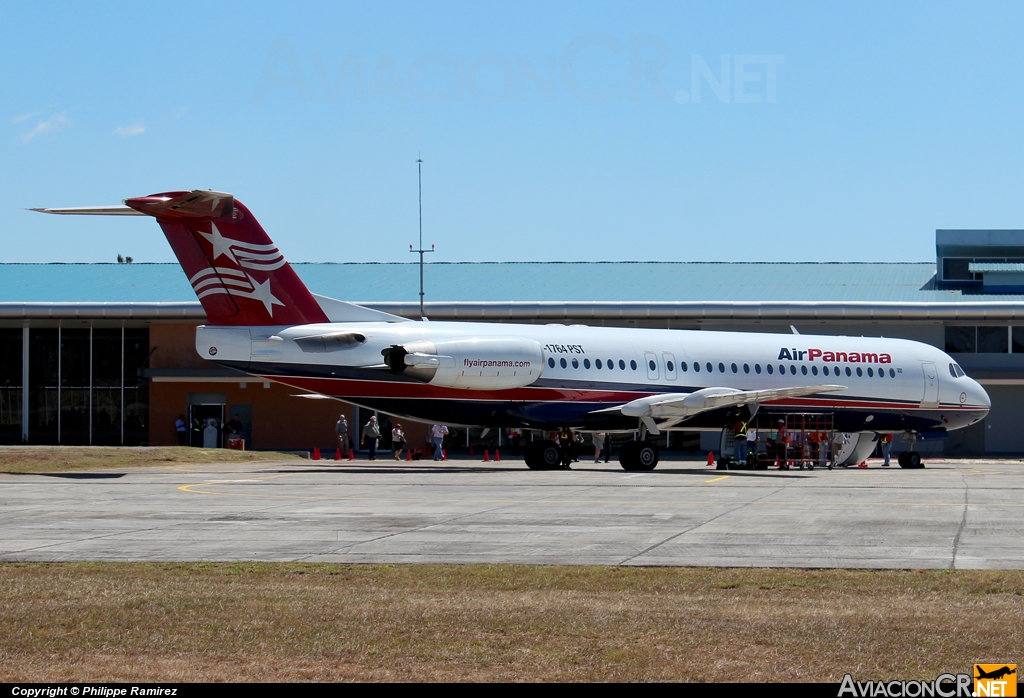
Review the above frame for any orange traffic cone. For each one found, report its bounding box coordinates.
[313,447,321,461]
[707,452,715,466]
[348,449,355,461]
[406,450,412,461]
[495,449,501,462]
[857,461,868,468]
[335,448,341,461]
[442,449,448,461]
[483,449,490,462]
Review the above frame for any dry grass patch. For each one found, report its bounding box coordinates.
[0,446,302,474]
[0,563,1021,682]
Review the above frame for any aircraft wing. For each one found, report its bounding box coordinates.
[594,384,847,433]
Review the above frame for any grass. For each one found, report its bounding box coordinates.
[0,446,302,474]
[0,563,1021,682]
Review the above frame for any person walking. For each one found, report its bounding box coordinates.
[175,414,187,446]
[557,427,573,469]
[361,415,381,461]
[603,432,612,463]
[334,414,349,459]
[775,418,789,470]
[880,433,893,466]
[430,424,448,461]
[392,423,406,460]
[593,432,606,463]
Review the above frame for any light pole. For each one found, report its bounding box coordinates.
[410,156,434,318]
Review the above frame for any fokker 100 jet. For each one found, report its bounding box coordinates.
[33,190,991,470]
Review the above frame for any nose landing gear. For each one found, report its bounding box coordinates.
[897,451,923,469]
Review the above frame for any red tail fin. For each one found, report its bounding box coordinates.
[125,190,328,326]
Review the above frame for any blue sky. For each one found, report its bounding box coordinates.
[4,1,1024,264]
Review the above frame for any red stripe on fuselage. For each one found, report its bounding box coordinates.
[262,375,984,412]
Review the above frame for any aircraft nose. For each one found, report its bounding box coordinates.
[976,381,991,409]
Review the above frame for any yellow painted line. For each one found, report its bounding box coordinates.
[704,475,731,483]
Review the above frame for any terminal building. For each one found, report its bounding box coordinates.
[2,228,1024,456]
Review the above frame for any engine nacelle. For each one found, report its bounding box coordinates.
[382,337,544,390]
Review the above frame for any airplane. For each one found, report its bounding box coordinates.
[33,189,991,471]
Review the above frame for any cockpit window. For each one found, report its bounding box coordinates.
[953,363,966,377]
[949,363,957,378]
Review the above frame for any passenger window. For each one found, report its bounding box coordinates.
[560,358,567,369]
[789,365,796,375]
[608,359,614,370]
[812,365,818,376]
[667,360,674,372]
[572,359,579,369]
[618,360,626,370]
[754,364,761,374]
[767,364,774,375]
[584,358,591,369]
[630,360,637,370]
[845,367,852,377]
[595,359,602,369]
[778,364,785,374]
[889,368,896,377]
[706,362,713,372]
[548,358,555,368]
[867,367,873,377]
[680,361,688,372]
[694,362,700,372]
[743,363,750,374]
[856,367,863,377]
[731,363,738,373]
[649,360,656,371]
[823,366,829,376]
[801,365,807,375]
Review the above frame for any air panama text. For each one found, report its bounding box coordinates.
[779,348,892,364]
[464,359,532,368]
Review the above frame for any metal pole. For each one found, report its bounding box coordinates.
[410,156,434,319]
[418,157,423,318]
[21,325,28,444]
[57,325,61,444]
[88,325,93,446]
[120,325,124,445]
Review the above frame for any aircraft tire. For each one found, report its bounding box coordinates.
[897,452,923,469]
[619,441,659,471]
[525,441,561,470]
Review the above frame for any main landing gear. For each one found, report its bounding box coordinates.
[619,441,660,471]
[897,451,923,469]
[524,440,563,470]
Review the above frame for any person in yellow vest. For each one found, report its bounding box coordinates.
[733,418,749,466]
[880,433,893,467]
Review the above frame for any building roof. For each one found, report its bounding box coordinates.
[0,260,1005,304]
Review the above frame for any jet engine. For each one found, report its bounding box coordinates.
[381,337,544,390]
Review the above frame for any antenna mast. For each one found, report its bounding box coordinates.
[411,155,433,318]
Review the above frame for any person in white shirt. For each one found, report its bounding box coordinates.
[430,424,448,461]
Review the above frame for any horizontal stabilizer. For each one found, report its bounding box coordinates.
[596,384,848,422]
[312,294,410,323]
[29,205,144,216]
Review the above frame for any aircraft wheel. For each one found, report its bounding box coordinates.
[525,441,562,470]
[620,441,659,471]
[897,452,923,469]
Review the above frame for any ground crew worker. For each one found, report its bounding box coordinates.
[557,427,573,469]
[880,433,893,467]
[776,418,789,470]
[733,418,749,466]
